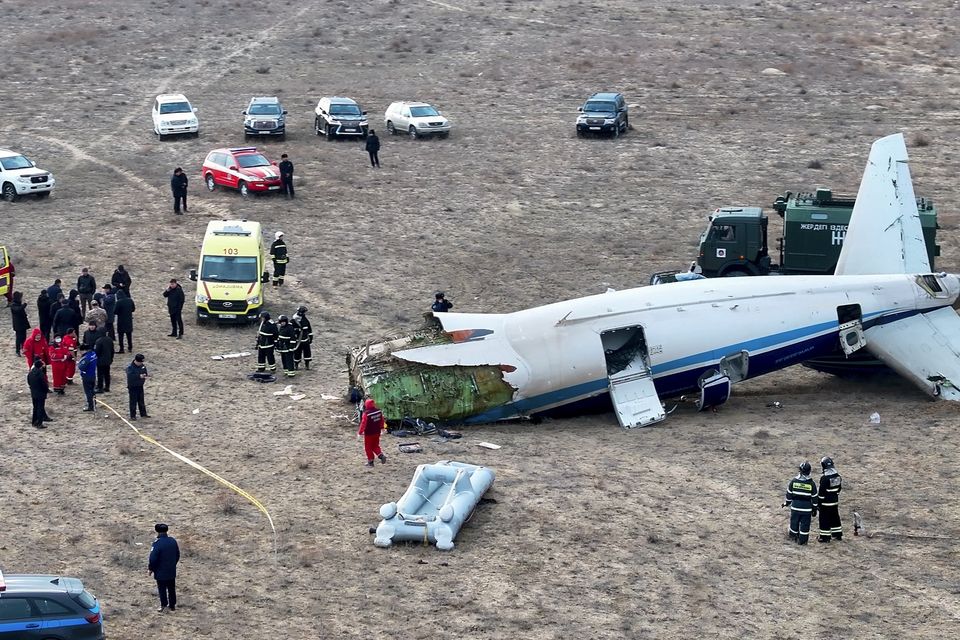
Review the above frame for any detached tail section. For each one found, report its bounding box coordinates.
[835,133,931,276]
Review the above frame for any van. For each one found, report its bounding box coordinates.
[189,220,269,324]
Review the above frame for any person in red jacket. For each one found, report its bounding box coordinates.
[62,328,78,384]
[357,398,387,467]
[23,327,49,370]
[48,336,70,394]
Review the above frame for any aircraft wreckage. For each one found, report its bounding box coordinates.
[348,133,960,428]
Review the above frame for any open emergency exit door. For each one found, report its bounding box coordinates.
[601,326,665,429]
[837,304,866,355]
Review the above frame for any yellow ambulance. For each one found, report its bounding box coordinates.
[189,220,268,324]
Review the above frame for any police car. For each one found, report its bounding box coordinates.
[0,570,105,639]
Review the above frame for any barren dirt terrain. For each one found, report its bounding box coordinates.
[2,0,960,638]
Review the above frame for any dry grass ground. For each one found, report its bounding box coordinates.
[2,0,960,638]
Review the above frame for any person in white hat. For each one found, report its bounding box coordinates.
[269,231,289,287]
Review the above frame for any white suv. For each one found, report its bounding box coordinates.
[0,148,55,202]
[152,93,199,139]
[384,101,451,139]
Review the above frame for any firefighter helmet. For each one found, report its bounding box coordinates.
[799,461,812,475]
[297,305,307,315]
[259,311,270,320]
[278,314,289,323]
[820,456,835,471]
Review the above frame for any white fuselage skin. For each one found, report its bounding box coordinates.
[401,274,960,421]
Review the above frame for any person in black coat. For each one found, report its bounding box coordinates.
[148,523,180,612]
[365,130,381,167]
[111,265,132,296]
[27,357,50,428]
[52,299,77,338]
[100,284,117,341]
[37,289,53,342]
[77,267,97,317]
[114,289,135,354]
[67,289,82,337]
[10,291,29,356]
[82,320,106,350]
[171,167,188,214]
[46,278,62,303]
[94,331,114,393]
[126,353,149,419]
[162,279,185,338]
[278,153,294,198]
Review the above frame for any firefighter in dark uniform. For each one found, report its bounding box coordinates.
[817,456,843,542]
[278,154,294,199]
[276,315,298,377]
[255,312,278,373]
[270,231,288,287]
[782,461,818,545]
[292,305,313,370]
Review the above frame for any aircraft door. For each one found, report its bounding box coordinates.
[601,326,665,429]
[837,304,866,355]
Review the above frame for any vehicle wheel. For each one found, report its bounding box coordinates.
[156,130,165,141]
[722,268,750,277]
[386,121,396,135]
[193,131,200,138]
[408,126,418,140]
[239,181,249,197]
[576,129,583,138]
[315,118,322,136]
[1,183,17,202]
[205,174,216,191]
[612,124,620,139]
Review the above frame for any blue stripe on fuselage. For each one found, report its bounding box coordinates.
[465,306,938,424]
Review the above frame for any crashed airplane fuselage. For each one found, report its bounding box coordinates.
[349,134,960,427]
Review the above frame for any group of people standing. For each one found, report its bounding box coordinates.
[782,457,844,545]
[255,306,313,378]
[11,265,154,426]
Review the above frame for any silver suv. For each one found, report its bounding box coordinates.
[314,97,369,139]
[243,96,287,139]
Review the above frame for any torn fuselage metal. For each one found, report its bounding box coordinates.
[347,319,518,422]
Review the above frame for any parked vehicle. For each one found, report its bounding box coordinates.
[690,188,938,278]
[314,97,369,139]
[384,101,451,139]
[0,569,105,639]
[243,96,287,139]
[0,148,55,201]
[152,93,199,139]
[201,147,282,197]
[189,219,269,324]
[575,92,628,137]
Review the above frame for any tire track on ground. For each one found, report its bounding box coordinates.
[422,0,613,35]
[28,133,233,220]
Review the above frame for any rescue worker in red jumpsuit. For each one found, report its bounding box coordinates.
[61,328,78,384]
[48,336,70,394]
[357,398,387,467]
[23,327,49,370]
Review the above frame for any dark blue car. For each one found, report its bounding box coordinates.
[0,571,105,639]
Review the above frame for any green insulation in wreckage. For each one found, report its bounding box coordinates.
[365,363,515,422]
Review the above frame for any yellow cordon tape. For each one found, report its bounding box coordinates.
[96,398,278,557]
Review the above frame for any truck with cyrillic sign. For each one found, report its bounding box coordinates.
[189,220,269,324]
[692,188,938,277]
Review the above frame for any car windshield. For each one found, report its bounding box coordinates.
[410,106,439,117]
[160,101,192,114]
[236,154,271,168]
[330,104,361,116]
[0,155,32,170]
[248,104,281,115]
[201,256,258,283]
[583,101,616,113]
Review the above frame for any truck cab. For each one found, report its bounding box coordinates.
[696,207,770,277]
[189,220,269,324]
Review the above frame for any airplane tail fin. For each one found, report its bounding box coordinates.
[834,133,930,276]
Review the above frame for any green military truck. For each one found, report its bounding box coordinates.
[693,188,939,277]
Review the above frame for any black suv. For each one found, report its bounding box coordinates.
[576,92,628,137]
[0,572,105,639]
